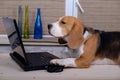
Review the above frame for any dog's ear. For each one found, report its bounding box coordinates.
[58,38,67,44]
[67,19,84,49]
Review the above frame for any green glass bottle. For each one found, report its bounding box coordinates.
[23,5,29,39]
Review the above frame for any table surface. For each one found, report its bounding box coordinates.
[0,53,120,80]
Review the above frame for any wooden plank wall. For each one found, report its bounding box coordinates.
[78,0,120,31]
[0,0,65,34]
[0,0,120,35]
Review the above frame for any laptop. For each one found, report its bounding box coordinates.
[2,17,59,71]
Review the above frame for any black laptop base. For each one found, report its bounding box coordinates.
[10,52,59,71]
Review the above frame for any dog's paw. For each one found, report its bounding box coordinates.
[50,58,77,67]
[50,59,64,66]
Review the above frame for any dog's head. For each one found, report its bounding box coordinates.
[48,16,84,49]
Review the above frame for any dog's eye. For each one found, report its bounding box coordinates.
[61,21,66,24]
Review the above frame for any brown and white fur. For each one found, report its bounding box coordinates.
[48,16,120,68]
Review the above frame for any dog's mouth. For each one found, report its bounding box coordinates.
[48,30,69,39]
[48,29,58,38]
[49,32,62,38]
[48,30,54,37]
[48,30,51,35]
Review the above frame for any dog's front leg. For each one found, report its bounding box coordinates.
[50,58,77,67]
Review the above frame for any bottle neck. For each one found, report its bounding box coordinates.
[25,6,28,19]
[37,8,40,16]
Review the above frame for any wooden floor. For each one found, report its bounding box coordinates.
[0,53,120,80]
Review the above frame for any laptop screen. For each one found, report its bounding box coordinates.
[2,17,26,59]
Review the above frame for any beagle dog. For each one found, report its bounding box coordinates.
[48,16,120,68]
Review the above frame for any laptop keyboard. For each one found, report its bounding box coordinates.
[26,52,59,66]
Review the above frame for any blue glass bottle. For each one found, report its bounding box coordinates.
[18,5,22,38]
[34,8,43,39]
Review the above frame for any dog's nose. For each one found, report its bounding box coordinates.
[48,24,52,30]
